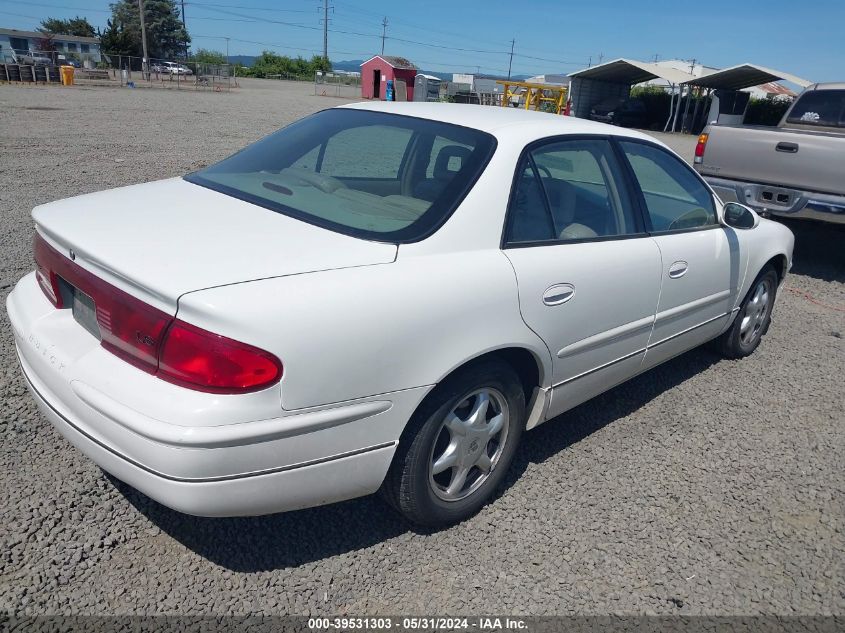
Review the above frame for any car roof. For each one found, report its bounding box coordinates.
[810,82,845,91]
[339,101,659,145]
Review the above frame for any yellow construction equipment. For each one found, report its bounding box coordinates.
[496,80,568,114]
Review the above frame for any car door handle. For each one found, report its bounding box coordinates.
[543,283,575,306]
[668,261,688,279]
[776,142,798,153]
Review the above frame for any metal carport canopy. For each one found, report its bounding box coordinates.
[568,58,694,85]
[681,63,812,90]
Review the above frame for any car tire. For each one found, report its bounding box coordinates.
[716,265,779,359]
[382,359,526,527]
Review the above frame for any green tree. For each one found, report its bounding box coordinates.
[240,51,332,79]
[39,16,96,37]
[101,0,190,60]
[99,17,135,58]
[311,55,331,73]
[191,48,226,65]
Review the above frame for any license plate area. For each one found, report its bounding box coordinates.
[58,276,102,340]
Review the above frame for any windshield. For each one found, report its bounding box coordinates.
[786,89,845,128]
[185,108,497,243]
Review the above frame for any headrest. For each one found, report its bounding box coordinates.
[434,145,472,180]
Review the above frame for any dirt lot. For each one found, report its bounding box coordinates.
[1,79,843,616]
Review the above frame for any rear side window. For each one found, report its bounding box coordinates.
[619,141,716,232]
[186,109,496,243]
[505,138,638,244]
[786,89,845,127]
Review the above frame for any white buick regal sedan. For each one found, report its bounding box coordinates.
[8,102,794,526]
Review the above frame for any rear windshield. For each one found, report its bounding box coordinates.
[185,108,496,243]
[786,89,845,128]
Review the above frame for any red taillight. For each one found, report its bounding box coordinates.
[158,319,283,393]
[34,232,170,372]
[34,234,63,308]
[694,133,708,163]
[32,232,282,393]
[96,286,172,373]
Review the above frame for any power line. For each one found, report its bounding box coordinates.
[0,9,42,20]
[9,0,593,72]
[185,1,315,12]
[5,2,111,13]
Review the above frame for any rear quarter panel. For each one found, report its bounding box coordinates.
[176,250,551,411]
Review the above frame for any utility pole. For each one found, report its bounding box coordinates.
[138,0,149,78]
[225,36,229,65]
[598,52,604,65]
[180,0,188,58]
[507,38,514,80]
[381,17,388,55]
[587,55,591,68]
[322,0,328,61]
[688,58,697,74]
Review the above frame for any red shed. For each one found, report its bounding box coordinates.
[360,55,418,101]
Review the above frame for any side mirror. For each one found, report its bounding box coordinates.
[722,202,758,230]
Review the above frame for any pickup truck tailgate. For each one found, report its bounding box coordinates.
[699,126,844,196]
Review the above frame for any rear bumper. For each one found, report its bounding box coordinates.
[8,272,430,517]
[704,176,845,225]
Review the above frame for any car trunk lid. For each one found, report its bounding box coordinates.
[33,177,398,312]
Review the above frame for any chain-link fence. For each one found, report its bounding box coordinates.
[101,54,234,91]
[314,71,360,99]
[0,49,234,91]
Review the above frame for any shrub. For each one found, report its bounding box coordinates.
[631,85,674,129]
[237,51,331,80]
[744,98,791,126]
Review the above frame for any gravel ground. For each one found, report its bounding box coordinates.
[1,79,843,617]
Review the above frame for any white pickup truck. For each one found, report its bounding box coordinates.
[694,83,845,225]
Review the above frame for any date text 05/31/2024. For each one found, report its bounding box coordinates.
[307,617,529,630]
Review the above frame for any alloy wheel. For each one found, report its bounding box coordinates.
[428,388,510,502]
[739,278,772,346]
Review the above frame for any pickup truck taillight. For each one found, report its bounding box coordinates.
[33,232,283,393]
[694,133,708,164]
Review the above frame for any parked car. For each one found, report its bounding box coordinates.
[589,97,647,127]
[162,61,192,75]
[694,83,845,225]
[17,51,53,66]
[56,55,81,68]
[150,62,167,73]
[8,103,794,526]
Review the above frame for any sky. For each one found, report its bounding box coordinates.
[0,0,842,81]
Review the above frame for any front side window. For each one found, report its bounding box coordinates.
[186,109,496,242]
[785,89,845,128]
[506,138,639,244]
[619,141,716,232]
